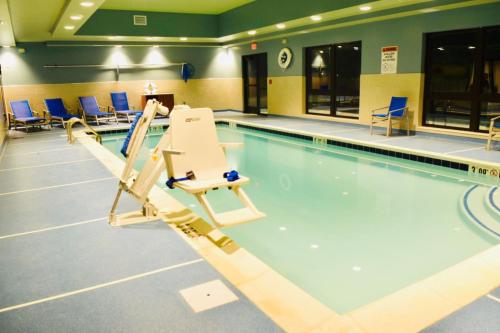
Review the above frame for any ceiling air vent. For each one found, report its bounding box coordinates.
[133,15,147,26]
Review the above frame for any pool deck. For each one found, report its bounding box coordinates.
[0,129,281,333]
[0,113,499,333]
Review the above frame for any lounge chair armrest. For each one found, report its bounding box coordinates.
[220,142,244,149]
[490,115,500,122]
[108,106,115,111]
[163,149,185,155]
[388,106,408,114]
[371,106,389,114]
[32,109,49,119]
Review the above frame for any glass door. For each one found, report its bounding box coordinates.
[333,42,361,118]
[480,27,500,131]
[306,42,361,118]
[306,45,332,115]
[423,25,500,132]
[243,53,268,114]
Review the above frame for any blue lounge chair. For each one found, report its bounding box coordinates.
[9,100,51,132]
[370,96,410,137]
[79,96,117,125]
[486,116,500,150]
[44,98,79,128]
[110,92,142,123]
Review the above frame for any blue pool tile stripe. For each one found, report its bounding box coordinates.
[96,119,477,174]
[230,123,470,172]
[463,185,500,238]
[488,187,499,213]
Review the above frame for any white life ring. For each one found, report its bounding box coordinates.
[278,48,293,69]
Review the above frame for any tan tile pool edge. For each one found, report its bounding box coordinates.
[77,130,499,333]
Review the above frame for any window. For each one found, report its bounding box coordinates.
[306,42,361,118]
[423,26,500,132]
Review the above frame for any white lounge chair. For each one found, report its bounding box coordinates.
[486,115,500,150]
[162,108,265,228]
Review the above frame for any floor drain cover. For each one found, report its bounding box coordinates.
[179,279,238,313]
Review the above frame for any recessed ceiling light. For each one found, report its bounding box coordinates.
[64,25,75,30]
[180,37,188,41]
[80,1,94,7]
[310,15,322,22]
[468,46,476,49]
[70,15,83,20]
[319,50,324,54]
[359,5,372,11]
[276,23,286,29]
[354,46,359,51]
[248,30,257,35]
[437,47,444,51]
[337,45,343,48]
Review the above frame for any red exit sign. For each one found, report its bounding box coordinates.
[251,42,257,50]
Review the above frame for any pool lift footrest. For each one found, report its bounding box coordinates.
[195,186,265,228]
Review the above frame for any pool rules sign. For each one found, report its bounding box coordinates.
[381,46,398,74]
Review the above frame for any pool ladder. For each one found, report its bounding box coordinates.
[66,118,102,144]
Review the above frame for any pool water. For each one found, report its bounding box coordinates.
[102,126,498,314]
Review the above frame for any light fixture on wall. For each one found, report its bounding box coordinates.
[80,1,94,7]
[359,5,372,11]
[70,15,83,20]
[180,37,188,41]
[64,25,75,30]
[144,81,158,95]
[276,23,286,29]
[248,30,257,36]
[310,15,322,22]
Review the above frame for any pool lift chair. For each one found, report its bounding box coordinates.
[109,100,264,229]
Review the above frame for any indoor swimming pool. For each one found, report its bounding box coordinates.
[102,125,499,314]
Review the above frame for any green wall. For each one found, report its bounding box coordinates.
[240,2,500,77]
[1,3,499,85]
[78,10,219,38]
[0,44,242,85]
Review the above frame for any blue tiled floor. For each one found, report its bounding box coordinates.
[422,288,500,333]
[0,129,281,333]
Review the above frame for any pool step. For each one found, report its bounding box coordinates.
[460,185,500,238]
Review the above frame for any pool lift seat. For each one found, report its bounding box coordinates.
[109,101,264,229]
[162,108,265,228]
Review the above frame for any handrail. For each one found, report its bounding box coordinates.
[66,118,102,144]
